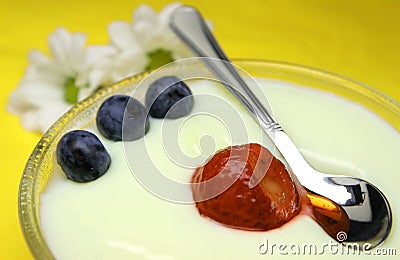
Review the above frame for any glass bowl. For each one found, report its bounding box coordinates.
[18,59,400,259]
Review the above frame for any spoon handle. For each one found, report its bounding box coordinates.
[169,6,323,191]
[169,6,279,124]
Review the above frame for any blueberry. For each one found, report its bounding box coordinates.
[96,95,149,141]
[145,76,194,119]
[56,130,111,183]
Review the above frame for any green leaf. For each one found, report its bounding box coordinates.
[145,48,174,71]
[64,77,80,104]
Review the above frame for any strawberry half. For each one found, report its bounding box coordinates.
[191,143,300,231]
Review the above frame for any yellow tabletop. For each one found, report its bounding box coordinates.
[1,0,399,258]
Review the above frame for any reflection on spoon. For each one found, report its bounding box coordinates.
[307,192,350,241]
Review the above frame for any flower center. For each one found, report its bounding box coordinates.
[63,76,80,104]
[145,48,174,71]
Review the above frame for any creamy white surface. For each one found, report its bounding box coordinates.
[41,79,400,259]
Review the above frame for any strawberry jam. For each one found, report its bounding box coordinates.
[191,143,300,231]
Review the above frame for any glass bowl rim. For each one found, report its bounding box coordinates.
[18,58,400,259]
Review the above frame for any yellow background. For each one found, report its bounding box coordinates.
[0,0,399,258]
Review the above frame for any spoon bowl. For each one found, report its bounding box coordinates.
[169,6,392,248]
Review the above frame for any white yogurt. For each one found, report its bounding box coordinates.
[40,79,400,259]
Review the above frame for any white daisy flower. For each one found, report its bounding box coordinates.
[107,3,212,81]
[7,28,117,133]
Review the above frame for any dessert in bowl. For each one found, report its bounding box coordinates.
[19,59,400,259]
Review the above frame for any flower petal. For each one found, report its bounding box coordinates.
[48,27,87,75]
[68,33,87,71]
[108,21,139,50]
[28,50,50,66]
[85,45,117,68]
[37,103,71,132]
[20,109,41,132]
[109,50,148,81]
[158,2,181,25]
[7,88,33,115]
[14,81,64,108]
[133,4,157,24]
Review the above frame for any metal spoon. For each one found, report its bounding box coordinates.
[169,6,392,248]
